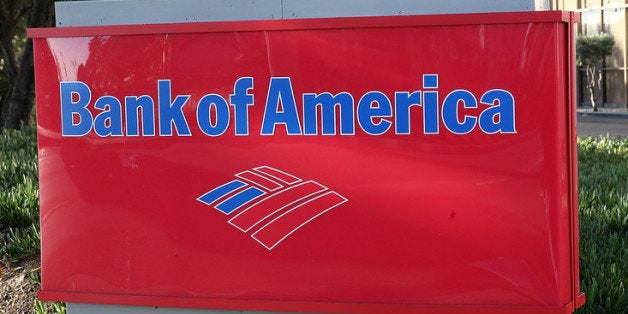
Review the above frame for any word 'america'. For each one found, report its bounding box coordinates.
[60,74,516,137]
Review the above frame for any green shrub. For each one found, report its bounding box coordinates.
[577,33,615,111]
[576,136,628,313]
[0,126,40,260]
[1,224,40,260]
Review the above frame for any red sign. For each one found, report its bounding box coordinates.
[30,11,584,313]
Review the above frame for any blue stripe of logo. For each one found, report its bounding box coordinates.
[215,187,265,214]
[198,180,246,205]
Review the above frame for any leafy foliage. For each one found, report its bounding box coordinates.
[35,300,67,314]
[2,224,39,259]
[577,33,616,68]
[576,33,615,111]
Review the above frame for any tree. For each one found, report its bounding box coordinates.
[0,0,54,130]
[576,33,615,112]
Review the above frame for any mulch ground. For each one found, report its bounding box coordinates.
[0,255,40,314]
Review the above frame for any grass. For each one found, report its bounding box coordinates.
[0,126,63,313]
[0,126,39,260]
[576,136,628,313]
[0,128,626,313]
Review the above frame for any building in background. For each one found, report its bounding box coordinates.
[553,0,628,107]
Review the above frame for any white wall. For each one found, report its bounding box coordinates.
[55,0,549,27]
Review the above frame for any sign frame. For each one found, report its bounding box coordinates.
[29,11,585,313]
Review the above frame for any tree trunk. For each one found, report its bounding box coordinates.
[0,1,23,84]
[2,39,34,129]
[594,65,604,112]
[589,85,597,112]
[586,65,600,112]
[0,3,18,126]
[1,0,54,129]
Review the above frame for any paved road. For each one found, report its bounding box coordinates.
[577,112,628,138]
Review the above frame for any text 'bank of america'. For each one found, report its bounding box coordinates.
[60,74,516,137]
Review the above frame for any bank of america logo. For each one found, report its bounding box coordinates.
[198,166,347,250]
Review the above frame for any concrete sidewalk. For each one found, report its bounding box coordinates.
[576,107,628,138]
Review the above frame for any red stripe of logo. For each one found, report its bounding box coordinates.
[252,191,347,250]
[235,170,283,191]
[229,181,327,232]
[254,166,301,184]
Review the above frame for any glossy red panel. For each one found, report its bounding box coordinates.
[31,12,582,313]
